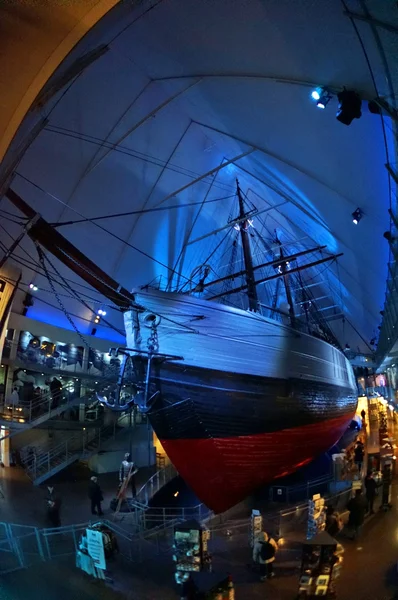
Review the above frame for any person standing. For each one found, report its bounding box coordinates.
[9,387,19,411]
[252,531,278,580]
[364,471,378,514]
[46,486,62,527]
[325,506,342,537]
[354,442,364,475]
[347,489,367,539]
[88,476,104,516]
[50,377,62,409]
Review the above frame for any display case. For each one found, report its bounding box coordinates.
[307,494,326,540]
[250,509,263,547]
[298,531,344,599]
[173,520,212,588]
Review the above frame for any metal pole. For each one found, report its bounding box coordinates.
[129,407,133,458]
[145,355,153,466]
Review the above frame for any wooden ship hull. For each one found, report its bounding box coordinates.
[125,288,358,513]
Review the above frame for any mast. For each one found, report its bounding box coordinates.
[278,241,296,326]
[236,179,258,312]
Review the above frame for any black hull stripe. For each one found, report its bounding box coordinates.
[141,361,357,441]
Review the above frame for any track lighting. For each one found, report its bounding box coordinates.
[310,87,332,109]
[336,90,362,125]
[352,208,362,225]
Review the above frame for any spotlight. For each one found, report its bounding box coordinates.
[352,208,362,225]
[311,87,332,109]
[29,283,38,291]
[336,90,362,125]
[311,88,321,101]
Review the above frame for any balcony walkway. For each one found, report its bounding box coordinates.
[0,378,116,441]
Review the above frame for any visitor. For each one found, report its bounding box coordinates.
[46,486,62,527]
[50,377,62,409]
[252,531,278,580]
[354,442,364,475]
[360,409,366,421]
[325,506,342,537]
[88,476,104,516]
[347,489,367,539]
[364,471,378,514]
[9,386,19,410]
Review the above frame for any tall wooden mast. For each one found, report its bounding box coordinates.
[236,180,258,312]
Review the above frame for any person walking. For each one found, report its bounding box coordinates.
[347,489,367,539]
[88,476,104,516]
[252,531,278,580]
[364,471,378,514]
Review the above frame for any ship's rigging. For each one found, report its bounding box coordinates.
[2,183,345,350]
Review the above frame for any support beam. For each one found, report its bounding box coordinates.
[87,78,201,173]
[153,147,256,209]
[386,163,398,187]
[154,72,373,100]
[343,10,398,35]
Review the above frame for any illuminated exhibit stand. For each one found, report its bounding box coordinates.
[298,531,344,599]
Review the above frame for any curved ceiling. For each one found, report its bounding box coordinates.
[0,0,396,352]
[0,0,120,162]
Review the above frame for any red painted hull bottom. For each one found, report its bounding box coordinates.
[160,413,353,513]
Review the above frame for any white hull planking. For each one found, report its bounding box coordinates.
[124,288,356,390]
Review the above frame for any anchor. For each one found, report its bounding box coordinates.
[96,347,183,413]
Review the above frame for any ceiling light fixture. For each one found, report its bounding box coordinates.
[310,87,332,109]
[352,208,363,225]
[336,89,362,125]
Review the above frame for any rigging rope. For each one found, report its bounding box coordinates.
[36,245,91,349]
[15,173,193,284]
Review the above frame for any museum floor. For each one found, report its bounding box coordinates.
[1,472,398,599]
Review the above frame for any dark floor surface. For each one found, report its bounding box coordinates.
[0,463,154,527]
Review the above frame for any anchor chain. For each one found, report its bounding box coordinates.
[147,321,159,353]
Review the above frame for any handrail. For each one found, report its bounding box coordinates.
[20,415,129,482]
[135,463,177,506]
[0,371,124,431]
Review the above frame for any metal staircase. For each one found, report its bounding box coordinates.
[0,377,118,440]
[20,416,127,485]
